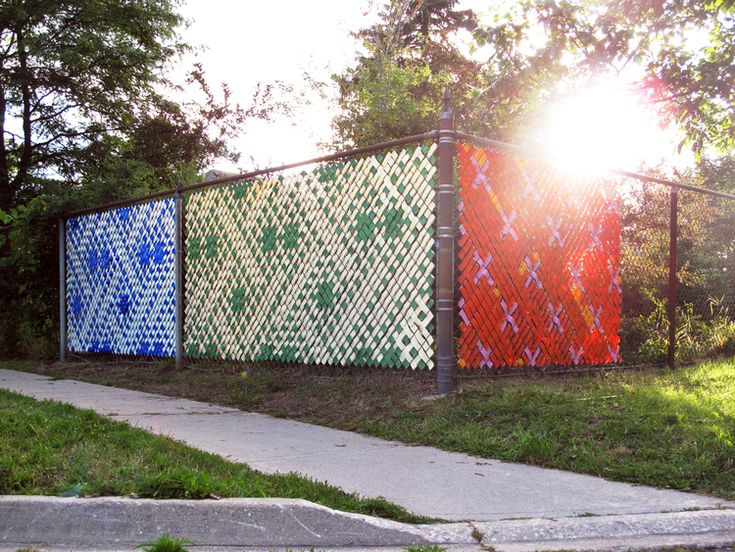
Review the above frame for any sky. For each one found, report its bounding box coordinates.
[173,0,687,174]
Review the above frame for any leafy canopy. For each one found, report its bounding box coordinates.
[333,0,735,154]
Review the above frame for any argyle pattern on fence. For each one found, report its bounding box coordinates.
[457,144,621,369]
[183,145,436,369]
[65,200,176,356]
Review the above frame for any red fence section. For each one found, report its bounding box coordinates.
[457,144,621,369]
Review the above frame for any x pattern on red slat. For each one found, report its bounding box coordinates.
[457,144,621,369]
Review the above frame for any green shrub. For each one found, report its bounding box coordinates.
[631,292,735,363]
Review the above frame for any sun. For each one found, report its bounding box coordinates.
[536,84,672,172]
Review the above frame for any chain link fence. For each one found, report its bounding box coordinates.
[182,144,437,370]
[59,125,735,386]
[675,189,735,362]
[61,140,439,371]
[617,176,672,365]
[456,142,621,371]
[453,136,735,373]
[63,198,177,363]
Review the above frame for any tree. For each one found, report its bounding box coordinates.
[0,0,281,355]
[0,0,189,210]
[331,0,484,148]
[335,0,735,154]
[471,0,735,152]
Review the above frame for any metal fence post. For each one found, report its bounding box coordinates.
[174,190,184,370]
[436,90,456,394]
[667,187,679,369]
[58,218,67,362]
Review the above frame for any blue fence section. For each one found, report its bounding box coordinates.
[65,199,177,356]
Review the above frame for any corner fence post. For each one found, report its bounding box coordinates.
[58,218,67,362]
[436,90,456,394]
[174,189,184,370]
[667,187,679,369]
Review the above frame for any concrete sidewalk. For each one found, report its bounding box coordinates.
[0,368,732,523]
[3,496,735,551]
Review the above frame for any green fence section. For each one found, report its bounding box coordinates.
[183,145,437,369]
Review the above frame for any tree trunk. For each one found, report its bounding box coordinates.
[9,26,33,207]
[0,67,11,212]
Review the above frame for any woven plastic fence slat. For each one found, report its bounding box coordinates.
[65,199,177,356]
[457,144,621,369]
[183,145,437,369]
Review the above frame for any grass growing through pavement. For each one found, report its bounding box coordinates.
[6,357,735,500]
[136,534,192,552]
[0,388,426,523]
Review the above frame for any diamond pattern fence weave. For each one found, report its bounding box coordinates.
[59,127,735,380]
[183,145,437,369]
[457,143,622,369]
[65,199,176,356]
[617,177,672,363]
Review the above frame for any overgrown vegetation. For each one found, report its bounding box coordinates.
[0,387,427,523]
[13,357,735,501]
[619,175,735,364]
[631,296,735,364]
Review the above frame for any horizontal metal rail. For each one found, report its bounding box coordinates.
[62,131,439,219]
[61,189,177,220]
[455,130,735,202]
[179,130,439,194]
[61,128,735,219]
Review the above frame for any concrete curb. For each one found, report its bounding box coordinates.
[1,496,734,551]
[0,496,441,549]
[474,509,735,550]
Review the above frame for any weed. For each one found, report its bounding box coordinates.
[632,293,735,363]
[137,533,192,552]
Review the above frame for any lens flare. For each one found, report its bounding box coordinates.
[538,85,667,172]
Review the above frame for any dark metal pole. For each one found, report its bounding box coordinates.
[58,218,67,362]
[436,90,456,394]
[667,188,679,369]
[174,191,184,370]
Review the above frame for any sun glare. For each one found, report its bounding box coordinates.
[538,85,672,172]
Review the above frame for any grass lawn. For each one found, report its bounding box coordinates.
[5,357,735,500]
[0,388,426,523]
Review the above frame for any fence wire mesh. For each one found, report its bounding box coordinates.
[63,198,177,362]
[182,144,437,370]
[617,177,672,365]
[455,139,735,372]
[456,143,621,370]
[675,189,735,362]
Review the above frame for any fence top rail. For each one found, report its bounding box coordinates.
[61,128,735,220]
[456,130,735,202]
[61,131,439,219]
